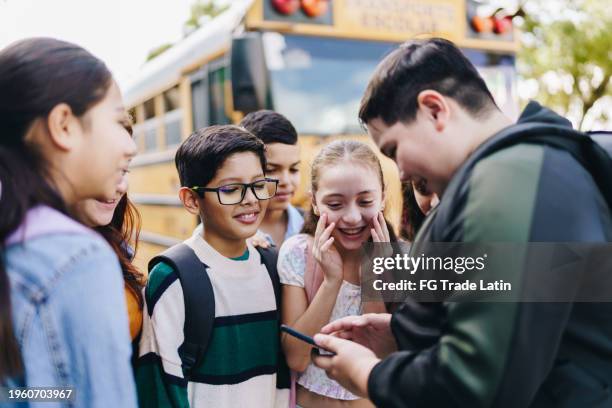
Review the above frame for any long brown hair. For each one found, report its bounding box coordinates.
[0,38,112,381]
[95,195,145,306]
[301,140,397,242]
[400,181,426,241]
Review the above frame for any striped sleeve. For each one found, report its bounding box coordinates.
[135,262,190,408]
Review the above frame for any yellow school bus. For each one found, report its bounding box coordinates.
[123,0,519,270]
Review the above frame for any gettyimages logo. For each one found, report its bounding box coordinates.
[371,253,488,275]
[361,242,612,303]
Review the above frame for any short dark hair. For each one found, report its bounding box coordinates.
[239,110,298,145]
[359,38,498,126]
[175,125,266,188]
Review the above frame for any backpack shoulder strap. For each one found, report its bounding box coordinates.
[303,236,323,304]
[479,123,612,209]
[255,246,281,310]
[432,122,612,241]
[148,243,215,379]
[254,246,292,391]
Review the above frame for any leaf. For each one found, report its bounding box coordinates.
[517,0,612,129]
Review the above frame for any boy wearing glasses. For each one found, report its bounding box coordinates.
[136,125,289,408]
[193,110,303,247]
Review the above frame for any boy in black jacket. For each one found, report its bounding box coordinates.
[312,38,612,408]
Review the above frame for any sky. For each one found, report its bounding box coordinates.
[0,0,608,130]
[0,0,194,86]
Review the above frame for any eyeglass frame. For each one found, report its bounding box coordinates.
[190,178,279,205]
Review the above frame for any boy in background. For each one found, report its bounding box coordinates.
[240,110,303,247]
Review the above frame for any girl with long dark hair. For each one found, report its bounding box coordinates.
[0,38,138,406]
[399,180,439,241]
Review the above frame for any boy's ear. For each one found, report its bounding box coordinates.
[416,90,450,132]
[179,187,201,216]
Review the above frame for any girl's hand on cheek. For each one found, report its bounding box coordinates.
[312,213,343,285]
[371,211,390,242]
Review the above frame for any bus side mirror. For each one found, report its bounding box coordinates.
[231,33,270,114]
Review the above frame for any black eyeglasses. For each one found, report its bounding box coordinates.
[191,178,279,205]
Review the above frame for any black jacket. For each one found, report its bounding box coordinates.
[368,102,612,408]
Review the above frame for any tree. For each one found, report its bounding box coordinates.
[517,0,611,129]
[146,43,173,62]
[184,0,229,31]
[145,0,229,62]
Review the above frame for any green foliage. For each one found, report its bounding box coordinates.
[518,0,611,129]
[146,43,174,62]
[145,1,229,62]
[184,0,229,30]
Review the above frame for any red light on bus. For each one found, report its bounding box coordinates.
[272,0,300,15]
[493,16,512,34]
[471,15,493,33]
[301,0,329,18]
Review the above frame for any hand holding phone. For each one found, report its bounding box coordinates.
[281,324,336,356]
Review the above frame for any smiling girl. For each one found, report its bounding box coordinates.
[278,140,396,408]
[73,123,145,344]
[0,38,137,407]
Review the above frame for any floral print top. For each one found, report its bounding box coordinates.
[278,234,362,401]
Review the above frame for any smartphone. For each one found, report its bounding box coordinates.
[280,324,336,356]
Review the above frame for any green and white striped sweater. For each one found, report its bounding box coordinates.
[135,234,290,408]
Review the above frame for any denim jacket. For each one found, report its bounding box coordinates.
[3,207,137,408]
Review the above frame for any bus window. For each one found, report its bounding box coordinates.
[143,98,158,152]
[190,60,230,130]
[263,34,518,134]
[209,66,230,125]
[452,49,518,119]
[163,86,182,147]
[191,67,209,132]
[144,127,157,152]
[264,33,396,135]
[144,98,156,119]
[164,85,180,111]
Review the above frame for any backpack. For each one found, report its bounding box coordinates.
[302,238,322,304]
[431,123,612,242]
[147,244,289,388]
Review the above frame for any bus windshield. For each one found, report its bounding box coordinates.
[264,34,396,135]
